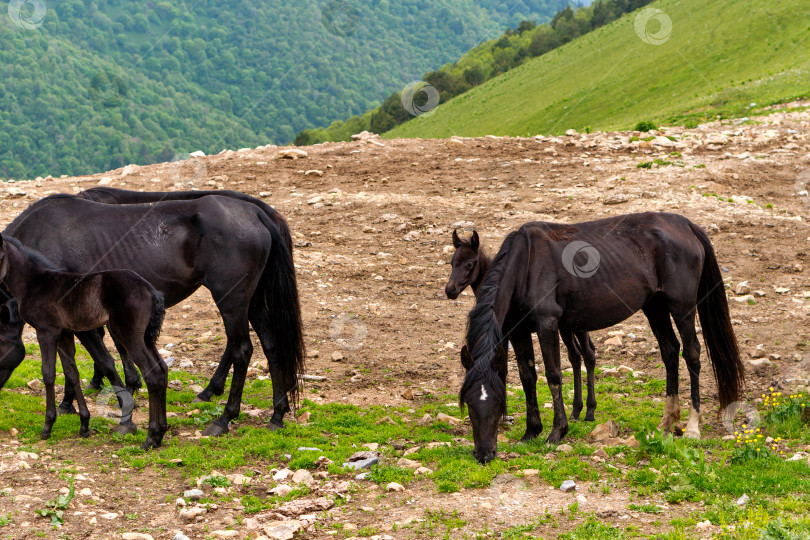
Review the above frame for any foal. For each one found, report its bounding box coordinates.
[446,231,599,426]
[0,234,167,449]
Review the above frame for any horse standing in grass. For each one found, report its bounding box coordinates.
[0,234,167,449]
[0,191,304,437]
[460,213,744,463]
[446,230,599,428]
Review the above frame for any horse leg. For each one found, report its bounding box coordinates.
[56,332,90,438]
[112,333,143,397]
[56,331,78,415]
[87,328,106,391]
[249,304,289,430]
[579,333,598,422]
[116,336,168,450]
[75,330,137,435]
[671,305,702,439]
[643,301,682,434]
[537,322,568,443]
[202,307,253,437]
[561,331,583,421]
[35,328,60,440]
[511,332,542,441]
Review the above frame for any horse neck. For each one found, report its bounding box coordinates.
[470,250,491,296]
[0,242,49,301]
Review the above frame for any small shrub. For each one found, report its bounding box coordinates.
[635,120,658,132]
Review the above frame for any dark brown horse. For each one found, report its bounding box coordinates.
[446,230,598,429]
[0,192,304,437]
[460,213,744,463]
[0,234,166,449]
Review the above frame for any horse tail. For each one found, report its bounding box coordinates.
[688,221,744,409]
[256,211,306,409]
[145,290,166,347]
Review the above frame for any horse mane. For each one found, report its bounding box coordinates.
[2,236,63,271]
[459,231,521,414]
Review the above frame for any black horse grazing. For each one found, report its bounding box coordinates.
[0,234,167,449]
[0,193,305,437]
[446,230,599,424]
[460,213,744,463]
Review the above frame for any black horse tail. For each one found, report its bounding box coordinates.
[256,211,306,409]
[689,222,744,409]
[145,290,166,346]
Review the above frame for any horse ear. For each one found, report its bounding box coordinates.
[460,345,474,371]
[452,230,462,249]
[470,231,480,252]
[491,346,507,377]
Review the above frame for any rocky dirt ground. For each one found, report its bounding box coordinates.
[1,101,810,539]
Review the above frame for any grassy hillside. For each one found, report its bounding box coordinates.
[0,0,572,179]
[387,0,810,139]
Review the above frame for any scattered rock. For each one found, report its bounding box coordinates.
[26,379,42,391]
[401,389,414,400]
[556,444,574,454]
[737,494,750,506]
[183,489,204,500]
[273,468,292,481]
[436,412,461,425]
[331,351,344,362]
[749,358,773,368]
[304,170,324,177]
[589,420,619,442]
[342,457,378,471]
[735,281,751,295]
[276,497,334,517]
[262,520,303,540]
[179,507,207,521]
[415,466,433,475]
[604,336,623,347]
[172,534,191,540]
[291,469,315,486]
[560,480,577,493]
[211,531,238,539]
[278,149,307,159]
[122,534,154,540]
[269,484,293,497]
[386,482,405,492]
[396,458,421,469]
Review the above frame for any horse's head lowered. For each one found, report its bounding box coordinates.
[460,344,507,464]
[446,230,481,299]
[0,299,26,390]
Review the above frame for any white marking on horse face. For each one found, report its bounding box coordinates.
[480,384,489,402]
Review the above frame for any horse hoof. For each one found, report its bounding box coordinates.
[140,440,160,451]
[115,422,138,436]
[192,394,211,404]
[584,413,596,422]
[519,430,541,443]
[266,420,284,431]
[40,431,51,440]
[79,429,91,439]
[202,422,228,437]
[57,405,77,416]
[684,429,701,440]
